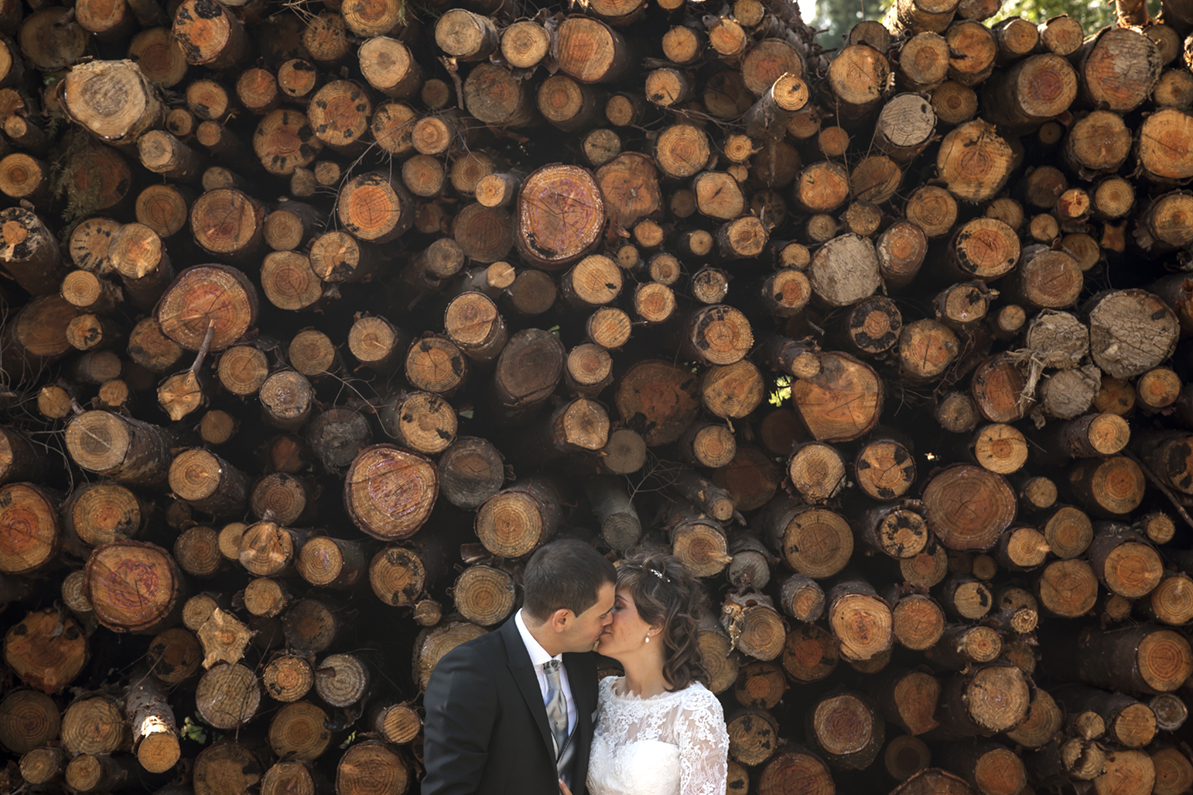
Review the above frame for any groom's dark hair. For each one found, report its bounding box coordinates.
[523,539,616,622]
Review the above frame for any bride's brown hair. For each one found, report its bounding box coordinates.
[616,551,710,690]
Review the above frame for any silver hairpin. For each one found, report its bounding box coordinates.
[648,567,670,582]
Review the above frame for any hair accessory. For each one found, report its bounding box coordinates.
[648,567,670,583]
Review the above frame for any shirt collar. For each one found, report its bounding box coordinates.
[515,609,561,668]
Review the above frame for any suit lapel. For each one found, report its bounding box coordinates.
[501,619,556,760]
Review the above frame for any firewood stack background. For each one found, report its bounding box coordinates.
[4,0,1193,790]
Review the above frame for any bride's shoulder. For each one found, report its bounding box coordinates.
[676,682,722,714]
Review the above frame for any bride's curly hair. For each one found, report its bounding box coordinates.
[616,551,710,690]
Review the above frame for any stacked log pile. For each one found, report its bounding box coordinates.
[3,0,1193,792]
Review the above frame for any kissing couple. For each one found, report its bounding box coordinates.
[423,538,730,795]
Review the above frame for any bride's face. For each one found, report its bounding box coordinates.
[596,589,659,659]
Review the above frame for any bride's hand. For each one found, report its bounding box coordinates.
[558,779,574,795]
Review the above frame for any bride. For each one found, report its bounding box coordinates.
[565,551,730,795]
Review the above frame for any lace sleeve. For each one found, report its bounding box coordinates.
[674,686,730,795]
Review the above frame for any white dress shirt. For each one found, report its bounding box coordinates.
[514,609,578,736]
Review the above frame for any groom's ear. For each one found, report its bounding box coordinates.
[548,608,575,633]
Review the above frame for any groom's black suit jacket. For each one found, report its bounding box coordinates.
[422,618,599,795]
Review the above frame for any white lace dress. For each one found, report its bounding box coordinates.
[587,676,730,795]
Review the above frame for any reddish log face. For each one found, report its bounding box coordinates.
[4,610,87,693]
[517,164,606,269]
[344,445,438,541]
[85,541,180,633]
[615,360,701,446]
[156,265,258,352]
[922,465,1017,551]
[0,483,58,575]
[971,356,1028,423]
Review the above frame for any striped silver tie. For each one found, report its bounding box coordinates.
[542,659,569,760]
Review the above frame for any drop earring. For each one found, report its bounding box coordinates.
[644,634,650,643]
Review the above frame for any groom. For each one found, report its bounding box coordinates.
[423,539,617,795]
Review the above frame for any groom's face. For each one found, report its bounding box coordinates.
[561,581,616,653]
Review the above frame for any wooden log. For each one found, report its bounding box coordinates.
[462,64,538,127]
[922,465,1016,551]
[862,502,930,560]
[62,60,164,146]
[255,370,313,431]
[743,73,808,139]
[1087,524,1163,599]
[872,668,941,737]
[3,608,87,693]
[516,164,605,269]
[338,740,411,795]
[937,742,1026,795]
[827,575,892,662]
[336,171,413,244]
[85,541,183,634]
[1054,685,1156,749]
[249,473,312,526]
[475,478,562,559]
[779,620,838,684]
[806,690,884,769]
[897,319,959,383]
[1000,688,1063,750]
[786,442,845,505]
[1045,622,1193,694]
[435,8,498,61]
[760,495,853,579]
[65,411,173,487]
[194,663,260,732]
[996,525,1048,571]
[262,653,313,703]
[553,16,632,83]
[937,120,1017,203]
[452,564,517,627]
[0,207,67,296]
[826,44,890,119]
[721,590,786,661]
[501,20,551,68]
[1145,571,1193,625]
[1067,456,1146,517]
[0,689,61,755]
[1152,746,1193,795]
[168,449,249,518]
[193,740,265,795]
[894,32,950,93]
[172,0,250,69]
[940,574,994,620]
[927,624,1003,670]
[125,668,180,773]
[789,351,882,442]
[936,662,1030,736]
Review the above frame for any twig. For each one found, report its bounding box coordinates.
[190,321,216,376]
